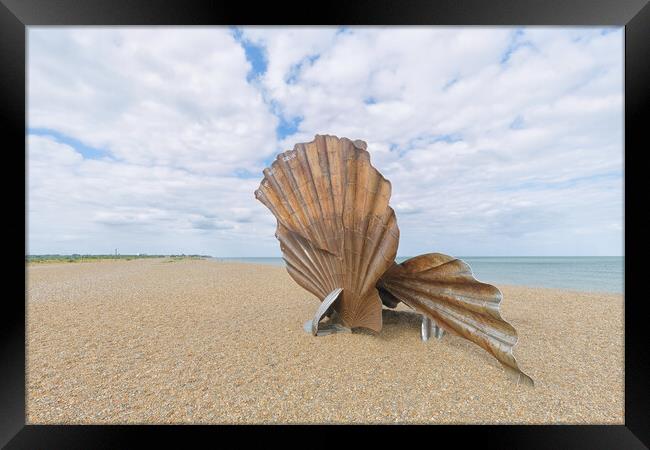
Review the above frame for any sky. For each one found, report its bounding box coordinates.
[27,27,624,257]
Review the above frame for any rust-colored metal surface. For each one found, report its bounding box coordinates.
[377,253,534,386]
[255,134,399,332]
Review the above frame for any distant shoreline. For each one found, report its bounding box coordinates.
[26,255,210,264]
[26,255,624,294]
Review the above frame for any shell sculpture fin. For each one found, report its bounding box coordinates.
[255,135,399,332]
[377,253,534,386]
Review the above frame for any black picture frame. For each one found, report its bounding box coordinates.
[2,0,647,447]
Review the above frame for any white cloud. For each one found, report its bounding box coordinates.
[28,27,279,175]
[28,27,623,256]
[27,134,277,255]
[241,26,623,256]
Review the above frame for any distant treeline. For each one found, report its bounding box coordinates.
[26,254,210,263]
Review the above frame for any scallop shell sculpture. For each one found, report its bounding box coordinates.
[377,253,534,386]
[255,134,399,332]
[255,134,532,385]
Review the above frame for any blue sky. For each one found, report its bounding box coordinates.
[29,128,111,160]
[27,27,623,256]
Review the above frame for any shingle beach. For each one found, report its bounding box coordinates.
[27,258,624,424]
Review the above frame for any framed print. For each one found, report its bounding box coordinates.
[2,0,648,447]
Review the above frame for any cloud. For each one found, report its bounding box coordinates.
[28,27,279,175]
[27,27,623,256]
[27,133,276,255]
[240,26,623,256]
[190,218,233,230]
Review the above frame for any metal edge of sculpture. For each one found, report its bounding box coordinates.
[255,134,534,386]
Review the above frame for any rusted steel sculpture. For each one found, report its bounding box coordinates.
[255,135,399,332]
[255,134,533,385]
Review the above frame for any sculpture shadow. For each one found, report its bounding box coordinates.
[380,308,422,330]
[376,308,505,371]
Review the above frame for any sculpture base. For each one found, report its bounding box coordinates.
[303,319,352,336]
[304,288,351,336]
[421,316,445,341]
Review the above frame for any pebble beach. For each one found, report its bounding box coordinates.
[26,258,624,424]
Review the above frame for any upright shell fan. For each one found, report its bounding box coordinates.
[255,134,399,332]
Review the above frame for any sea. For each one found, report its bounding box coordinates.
[211,256,624,294]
